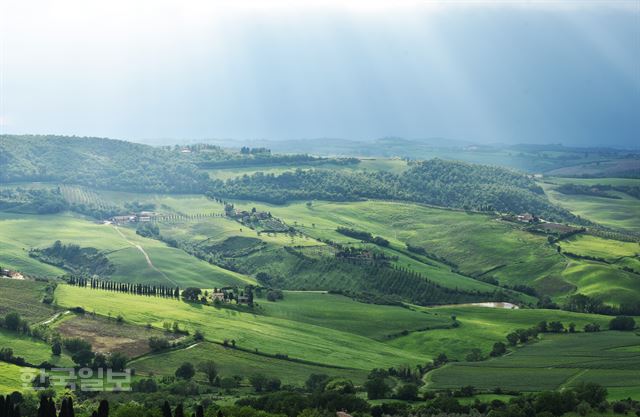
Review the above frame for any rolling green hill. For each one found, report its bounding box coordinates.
[54,284,432,370]
[427,331,640,400]
[0,211,253,288]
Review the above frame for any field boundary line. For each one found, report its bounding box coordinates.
[559,368,589,389]
[110,225,178,286]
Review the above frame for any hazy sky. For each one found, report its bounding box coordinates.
[1,0,638,147]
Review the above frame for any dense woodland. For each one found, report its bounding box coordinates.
[211,160,579,222]
[0,136,209,193]
[1,135,586,221]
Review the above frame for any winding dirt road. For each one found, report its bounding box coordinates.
[112,225,178,286]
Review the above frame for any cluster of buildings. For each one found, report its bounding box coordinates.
[210,287,252,305]
[109,211,156,224]
[516,213,539,223]
[0,268,24,279]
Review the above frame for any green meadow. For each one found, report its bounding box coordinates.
[388,305,613,360]
[561,234,639,261]
[427,331,640,400]
[0,362,25,394]
[246,200,567,291]
[541,181,640,232]
[0,279,55,322]
[204,158,409,181]
[0,211,252,288]
[560,261,640,306]
[257,292,452,340]
[131,341,368,386]
[0,329,73,367]
[54,285,432,370]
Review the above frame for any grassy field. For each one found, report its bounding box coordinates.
[549,177,640,187]
[0,279,56,323]
[387,305,613,360]
[554,234,640,306]
[54,285,432,370]
[65,190,637,304]
[0,211,252,287]
[257,292,453,340]
[561,235,639,261]
[204,158,409,181]
[560,260,640,306]
[0,362,25,394]
[131,341,368,386]
[427,331,640,400]
[540,180,640,233]
[246,200,567,292]
[0,329,73,367]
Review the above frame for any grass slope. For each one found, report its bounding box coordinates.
[387,306,613,360]
[54,285,431,370]
[0,211,252,287]
[132,341,368,386]
[258,292,452,340]
[0,279,55,322]
[258,200,565,291]
[427,331,640,400]
[0,329,73,367]
[0,362,25,394]
[541,180,640,232]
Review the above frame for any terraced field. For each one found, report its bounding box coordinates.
[427,331,640,400]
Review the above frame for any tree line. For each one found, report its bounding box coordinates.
[67,276,181,299]
[208,159,581,223]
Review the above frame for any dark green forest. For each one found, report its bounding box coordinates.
[2,135,580,221]
[211,160,579,222]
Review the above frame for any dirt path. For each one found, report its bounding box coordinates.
[39,310,70,326]
[559,368,589,389]
[111,225,178,286]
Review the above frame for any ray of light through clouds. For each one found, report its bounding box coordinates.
[0,0,638,146]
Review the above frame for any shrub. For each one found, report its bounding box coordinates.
[609,316,636,331]
[175,362,195,380]
[148,337,170,351]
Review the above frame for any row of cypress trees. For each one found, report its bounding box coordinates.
[2,396,210,417]
[67,276,181,299]
[36,397,108,417]
[0,395,21,417]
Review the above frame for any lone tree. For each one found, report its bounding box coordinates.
[609,316,636,331]
[490,342,507,357]
[198,360,218,385]
[175,362,195,380]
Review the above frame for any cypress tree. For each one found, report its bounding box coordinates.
[68,397,75,417]
[58,398,68,417]
[161,401,172,417]
[97,400,109,417]
[48,398,56,417]
[37,396,47,417]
